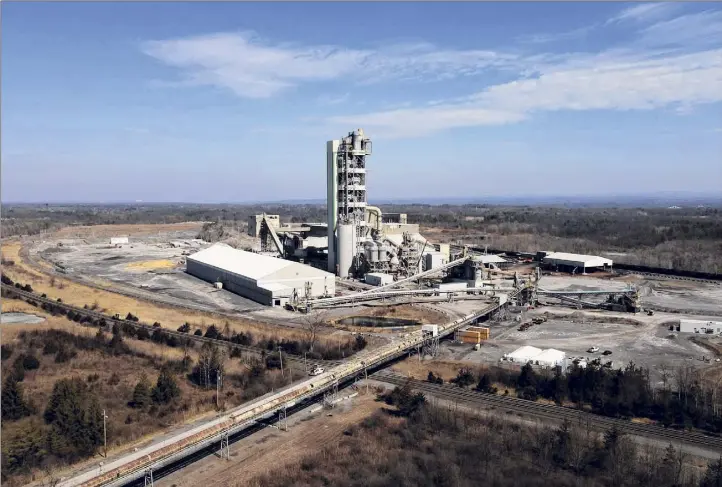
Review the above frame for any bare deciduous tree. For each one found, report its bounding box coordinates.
[301,311,328,353]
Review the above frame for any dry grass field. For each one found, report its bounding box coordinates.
[0,300,292,486]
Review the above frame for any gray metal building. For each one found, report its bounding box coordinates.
[186,243,335,307]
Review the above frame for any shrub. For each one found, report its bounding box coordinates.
[21,353,40,371]
[1,344,14,361]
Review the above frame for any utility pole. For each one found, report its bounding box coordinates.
[216,370,222,408]
[102,409,109,458]
[304,352,308,374]
[278,346,283,377]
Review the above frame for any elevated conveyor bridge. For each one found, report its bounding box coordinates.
[57,291,517,487]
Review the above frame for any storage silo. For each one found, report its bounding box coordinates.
[337,223,355,278]
[365,240,378,263]
[378,242,390,263]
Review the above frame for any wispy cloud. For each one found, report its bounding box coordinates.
[518,24,598,45]
[328,48,722,138]
[317,92,350,105]
[142,6,722,138]
[606,2,680,24]
[142,32,519,98]
[639,10,722,48]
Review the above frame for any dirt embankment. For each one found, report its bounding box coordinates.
[333,304,447,325]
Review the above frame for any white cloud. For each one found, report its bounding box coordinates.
[639,10,722,48]
[142,7,722,138]
[142,32,519,98]
[329,48,722,138]
[606,3,679,24]
[317,92,350,105]
[518,24,598,45]
[142,32,368,98]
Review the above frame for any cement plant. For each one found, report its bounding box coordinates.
[3,129,722,487]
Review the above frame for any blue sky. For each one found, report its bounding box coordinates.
[2,2,721,203]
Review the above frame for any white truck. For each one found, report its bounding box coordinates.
[308,366,325,376]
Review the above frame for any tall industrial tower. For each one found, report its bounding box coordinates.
[326,129,372,275]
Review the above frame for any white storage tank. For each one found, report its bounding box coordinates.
[365,272,394,286]
[337,223,355,278]
[435,282,469,291]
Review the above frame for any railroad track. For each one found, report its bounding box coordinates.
[0,284,340,369]
[372,371,722,451]
[612,268,721,285]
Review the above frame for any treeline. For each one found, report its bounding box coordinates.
[441,362,722,433]
[1,280,367,361]
[251,385,722,487]
[0,325,290,482]
[396,205,722,273]
[5,203,721,272]
[0,203,326,238]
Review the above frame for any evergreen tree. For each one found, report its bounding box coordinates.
[476,374,496,394]
[701,457,722,487]
[452,367,475,388]
[1,375,31,420]
[130,374,152,409]
[43,378,103,459]
[152,368,180,404]
[518,363,537,389]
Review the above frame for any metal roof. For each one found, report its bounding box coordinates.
[535,349,566,364]
[507,345,543,361]
[474,254,507,264]
[187,243,312,281]
[543,252,613,267]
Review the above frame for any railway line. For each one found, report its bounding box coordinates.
[0,284,338,370]
[372,371,722,452]
[51,295,512,486]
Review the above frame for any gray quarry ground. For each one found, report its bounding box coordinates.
[0,312,46,324]
[441,308,719,385]
[28,233,722,383]
[32,231,266,314]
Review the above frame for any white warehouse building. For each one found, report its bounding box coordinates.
[542,252,613,274]
[186,243,335,307]
[679,319,722,334]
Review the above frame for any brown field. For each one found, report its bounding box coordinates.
[124,259,177,271]
[329,304,449,334]
[390,358,476,382]
[336,304,448,324]
[162,392,385,487]
[0,304,293,486]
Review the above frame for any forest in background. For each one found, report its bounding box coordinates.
[3,202,721,272]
